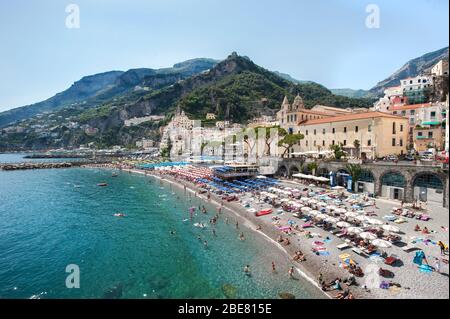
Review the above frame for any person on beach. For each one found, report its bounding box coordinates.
[438,241,447,255]
[271,262,276,273]
[256,225,262,231]
[318,273,324,285]
[434,258,441,273]
[225,217,229,224]
[288,266,295,278]
[235,221,239,229]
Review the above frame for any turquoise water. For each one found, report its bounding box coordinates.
[0,153,84,163]
[0,164,324,299]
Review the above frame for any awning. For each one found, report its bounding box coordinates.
[421,121,441,125]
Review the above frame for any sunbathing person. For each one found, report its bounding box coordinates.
[422,227,430,234]
[334,289,349,299]
[277,235,283,243]
[343,274,356,286]
[414,224,421,232]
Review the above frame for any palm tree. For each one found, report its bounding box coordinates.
[307,162,319,176]
[345,163,362,192]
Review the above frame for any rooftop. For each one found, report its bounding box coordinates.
[390,103,434,111]
[300,111,405,126]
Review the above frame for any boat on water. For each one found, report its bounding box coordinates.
[112,173,118,177]
[255,209,273,217]
[97,183,108,187]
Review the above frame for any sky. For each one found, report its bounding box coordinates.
[0,0,448,112]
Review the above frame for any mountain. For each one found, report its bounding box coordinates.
[0,53,374,150]
[330,88,374,99]
[0,71,124,128]
[272,71,312,84]
[369,46,449,95]
[0,58,218,128]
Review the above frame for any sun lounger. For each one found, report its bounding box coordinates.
[402,244,419,252]
[352,247,369,257]
[337,243,351,250]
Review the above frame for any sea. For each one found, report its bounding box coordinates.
[0,153,324,299]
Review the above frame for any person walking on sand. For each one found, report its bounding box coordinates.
[235,221,239,229]
[288,266,295,278]
[434,258,441,273]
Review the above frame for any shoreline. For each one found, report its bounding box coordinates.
[107,167,337,299]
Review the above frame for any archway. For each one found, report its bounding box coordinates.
[412,173,444,205]
[356,169,375,194]
[317,167,329,177]
[336,168,350,188]
[289,166,300,178]
[380,171,406,201]
[277,165,288,178]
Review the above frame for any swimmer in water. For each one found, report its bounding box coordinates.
[204,240,208,248]
[288,266,295,278]
[235,221,239,229]
[212,229,217,237]
[244,265,251,276]
[239,232,245,241]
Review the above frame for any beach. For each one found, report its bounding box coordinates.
[109,164,449,299]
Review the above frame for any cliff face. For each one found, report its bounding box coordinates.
[370,46,449,95]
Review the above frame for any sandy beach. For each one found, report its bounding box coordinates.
[86,164,449,299]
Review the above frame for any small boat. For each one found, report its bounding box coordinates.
[114,213,125,217]
[111,173,118,177]
[255,209,273,217]
[97,183,108,187]
[193,223,207,228]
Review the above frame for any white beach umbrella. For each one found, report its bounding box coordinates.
[300,197,309,202]
[326,205,337,211]
[355,215,369,222]
[301,206,312,212]
[371,239,392,248]
[335,208,347,214]
[317,202,327,207]
[359,232,377,240]
[347,227,363,234]
[337,221,351,228]
[382,224,400,233]
[247,208,257,213]
[308,199,318,204]
[345,212,359,218]
[308,210,320,216]
[316,213,329,220]
[325,216,339,224]
[368,219,384,225]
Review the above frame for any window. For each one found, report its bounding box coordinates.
[428,132,433,138]
[294,114,297,122]
[314,129,316,135]
[393,111,397,115]
[418,132,423,137]
[401,111,406,116]
[306,141,308,146]
[392,122,396,134]
[344,127,347,133]
[343,140,347,146]
[368,125,372,132]
[410,110,415,115]
[355,126,359,133]
[332,128,335,134]
[367,139,371,146]
[400,139,403,147]
[400,124,403,132]
[322,140,325,146]
[392,138,396,146]
[322,129,326,134]
[306,130,308,136]
[313,140,316,146]
[430,111,436,118]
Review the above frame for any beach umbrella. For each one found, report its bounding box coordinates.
[337,221,351,228]
[335,208,347,214]
[316,213,328,220]
[371,239,392,248]
[382,224,400,233]
[345,212,359,218]
[301,207,312,212]
[325,217,339,223]
[307,210,320,217]
[356,210,365,214]
[347,227,363,234]
[368,218,384,225]
[355,215,369,222]
[308,199,318,204]
[317,202,327,207]
[360,232,377,240]
[326,205,337,210]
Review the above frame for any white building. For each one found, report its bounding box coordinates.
[124,115,165,127]
[431,59,449,77]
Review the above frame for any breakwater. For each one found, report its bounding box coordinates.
[0,161,109,171]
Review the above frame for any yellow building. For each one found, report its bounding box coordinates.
[289,112,409,159]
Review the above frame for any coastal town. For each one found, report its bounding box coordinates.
[2,57,448,300]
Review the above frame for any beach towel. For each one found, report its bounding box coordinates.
[413,251,426,266]
[323,238,332,243]
[318,251,330,256]
[419,264,433,273]
[313,241,324,246]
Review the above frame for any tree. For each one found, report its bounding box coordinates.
[345,163,362,191]
[329,143,346,160]
[307,162,318,176]
[278,132,304,158]
[353,139,361,159]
